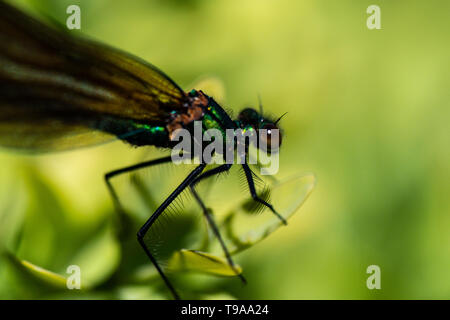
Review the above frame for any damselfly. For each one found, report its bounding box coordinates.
[0,1,313,299]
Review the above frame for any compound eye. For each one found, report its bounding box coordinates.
[259,123,282,152]
[238,108,259,125]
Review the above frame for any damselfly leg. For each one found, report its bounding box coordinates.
[105,157,205,299]
[242,164,287,225]
[137,163,205,299]
[105,156,174,237]
[189,163,247,284]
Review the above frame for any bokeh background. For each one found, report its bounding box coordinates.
[0,0,449,299]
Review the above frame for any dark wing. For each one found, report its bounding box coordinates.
[0,1,187,151]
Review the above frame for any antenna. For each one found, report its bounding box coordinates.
[274,112,288,124]
[257,93,263,115]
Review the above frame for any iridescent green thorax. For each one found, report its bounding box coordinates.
[202,109,225,133]
[201,96,237,147]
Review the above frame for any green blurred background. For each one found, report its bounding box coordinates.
[0,0,449,299]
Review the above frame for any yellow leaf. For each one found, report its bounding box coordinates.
[6,252,67,289]
[168,249,242,277]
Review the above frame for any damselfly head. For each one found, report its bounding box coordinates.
[237,108,283,153]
